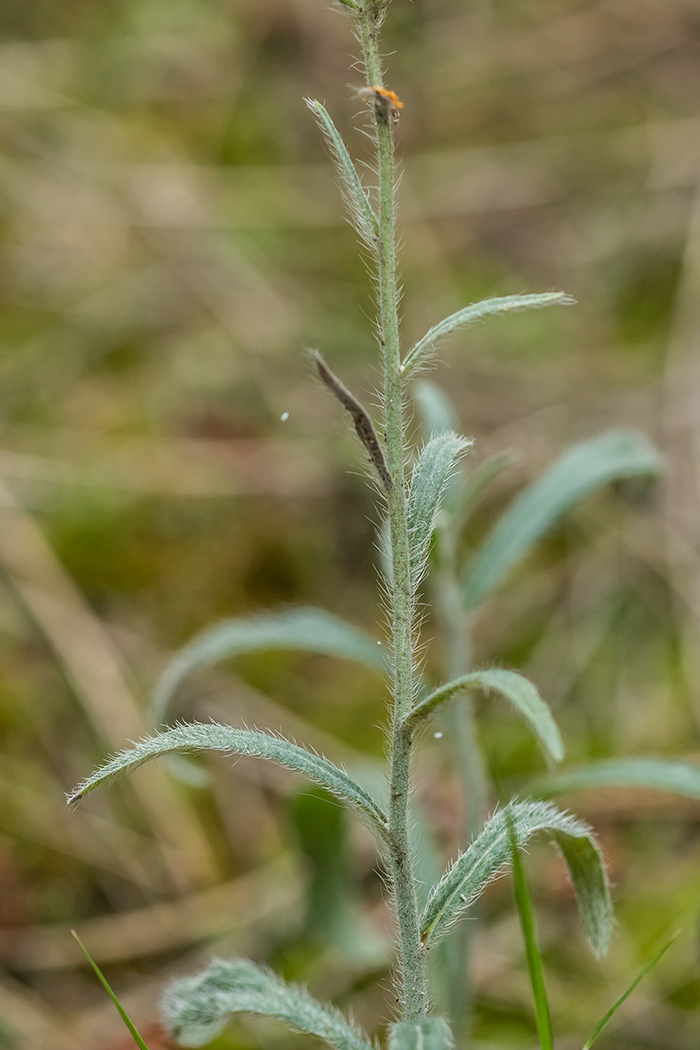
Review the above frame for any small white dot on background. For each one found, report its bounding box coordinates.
[433,731,443,739]
[280,411,290,422]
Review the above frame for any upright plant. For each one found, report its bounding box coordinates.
[69,1,700,1047]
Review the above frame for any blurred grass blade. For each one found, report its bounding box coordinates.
[405,668,564,763]
[414,381,460,437]
[305,99,378,246]
[67,723,390,842]
[532,758,700,801]
[72,931,151,1050]
[421,800,611,952]
[462,429,662,611]
[507,816,554,1050]
[162,957,374,1050]
[152,607,385,724]
[453,449,519,522]
[407,432,472,588]
[388,1018,455,1050]
[581,933,679,1050]
[402,292,574,376]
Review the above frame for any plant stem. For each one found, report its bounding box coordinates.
[356,1,429,1020]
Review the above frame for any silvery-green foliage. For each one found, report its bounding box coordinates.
[162,958,375,1050]
[388,1018,455,1050]
[407,432,472,590]
[405,668,564,763]
[67,722,390,841]
[151,607,385,725]
[533,757,700,802]
[412,382,459,439]
[462,429,662,611]
[402,293,574,376]
[421,800,611,955]
[305,99,378,249]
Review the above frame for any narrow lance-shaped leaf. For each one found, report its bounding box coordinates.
[67,722,390,843]
[151,607,385,725]
[388,1018,455,1050]
[421,799,611,954]
[407,432,472,589]
[462,429,662,611]
[402,292,574,376]
[532,757,700,802]
[405,669,564,764]
[413,381,460,438]
[162,958,374,1050]
[305,99,378,247]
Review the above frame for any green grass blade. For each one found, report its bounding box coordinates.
[402,292,574,376]
[532,757,700,801]
[581,933,679,1050]
[67,722,390,841]
[72,931,151,1050]
[461,429,662,611]
[151,606,386,724]
[405,668,564,763]
[508,820,554,1050]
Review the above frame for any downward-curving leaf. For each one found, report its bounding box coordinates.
[162,957,374,1050]
[402,292,574,376]
[405,669,564,763]
[421,800,611,954]
[388,1018,455,1050]
[532,757,700,802]
[152,607,385,724]
[67,723,390,841]
[407,432,472,589]
[462,429,662,611]
[305,99,378,247]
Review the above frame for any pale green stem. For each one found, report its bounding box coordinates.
[356,1,429,1021]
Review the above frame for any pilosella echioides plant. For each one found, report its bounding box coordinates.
[69,1,700,1047]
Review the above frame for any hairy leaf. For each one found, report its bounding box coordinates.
[407,432,472,588]
[152,607,385,724]
[305,99,378,247]
[462,429,662,611]
[162,958,374,1050]
[421,800,611,953]
[405,669,564,763]
[388,1018,455,1050]
[532,757,700,801]
[402,292,574,376]
[67,722,390,841]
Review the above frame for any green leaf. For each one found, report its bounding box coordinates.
[405,668,564,763]
[388,1018,455,1050]
[67,722,390,842]
[532,757,700,801]
[421,800,611,954]
[453,449,519,522]
[161,957,374,1050]
[407,432,472,588]
[151,607,385,724]
[462,429,662,611]
[305,99,378,246]
[581,933,679,1049]
[402,292,574,376]
[507,817,553,1050]
[72,931,151,1050]
[413,381,460,438]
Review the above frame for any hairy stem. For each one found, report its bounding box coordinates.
[356,0,428,1020]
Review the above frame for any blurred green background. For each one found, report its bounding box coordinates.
[1,0,699,1046]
